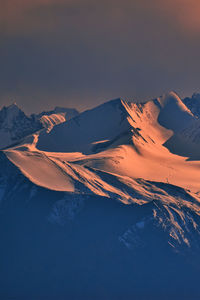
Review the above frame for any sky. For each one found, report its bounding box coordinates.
[1,0,200,114]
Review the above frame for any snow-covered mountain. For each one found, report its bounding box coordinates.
[0,103,42,149]
[183,93,200,118]
[0,103,79,149]
[34,106,79,132]
[2,91,200,299]
[36,106,79,119]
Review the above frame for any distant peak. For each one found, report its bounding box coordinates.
[192,93,200,100]
[168,90,179,97]
[159,91,181,102]
[54,106,79,114]
[5,102,21,112]
[154,91,194,120]
[157,91,184,107]
[7,102,18,108]
[101,97,125,107]
[0,102,24,119]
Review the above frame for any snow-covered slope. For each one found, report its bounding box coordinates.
[0,149,200,251]
[160,93,200,159]
[155,91,194,131]
[1,173,200,299]
[36,106,79,119]
[36,98,135,153]
[35,92,194,153]
[35,106,79,132]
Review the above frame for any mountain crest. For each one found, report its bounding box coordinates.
[154,91,194,132]
[7,101,18,108]
[157,91,193,114]
[2,102,21,114]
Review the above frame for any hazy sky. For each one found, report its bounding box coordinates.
[1,0,200,113]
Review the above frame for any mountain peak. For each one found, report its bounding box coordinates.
[1,102,23,123]
[54,106,79,114]
[2,102,23,119]
[157,91,182,106]
[155,91,194,132]
[156,91,193,115]
[36,96,134,153]
[191,93,200,100]
[9,101,17,106]
[183,93,200,118]
[6,101,20,110]
[97,97,124,108]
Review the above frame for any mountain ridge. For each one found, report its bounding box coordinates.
[0,102,79,149]
[3,90,200,194]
